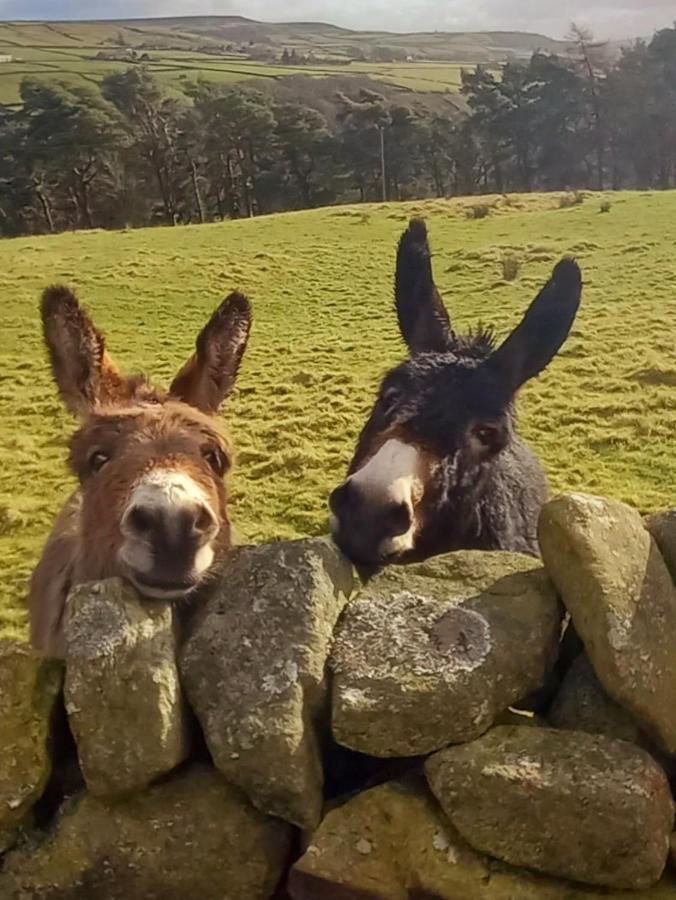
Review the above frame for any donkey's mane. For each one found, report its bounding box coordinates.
[452,325,497,359]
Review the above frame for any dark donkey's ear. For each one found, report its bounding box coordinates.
[170,292,252,414]
[395,218,454,355]
[41,286,127,416]
[484,258,582,395]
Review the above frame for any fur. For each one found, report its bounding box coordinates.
[330,218,582,565]
[30,287,251,657]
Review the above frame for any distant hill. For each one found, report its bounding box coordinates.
[0,16,604,108]
[0,16,569,62]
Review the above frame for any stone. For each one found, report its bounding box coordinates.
[289,777,676,900]
[671,834,676,867]
[425,726,674,890]
[64,579,190,796]
[539,493,676,753]
[646,509,676,582]
[330,551,561,757]
[0,640,62,852]
[180,537,355,830]
[548,652,648,745]
[0,766,293,899]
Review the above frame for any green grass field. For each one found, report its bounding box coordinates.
[0,46,466,105]
[1,191,675,639]
[0,16,547,105]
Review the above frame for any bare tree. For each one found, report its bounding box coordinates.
[568,23,609,190]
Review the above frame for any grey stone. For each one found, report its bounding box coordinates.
[646,509,676,582]
[330,551,561,757]
[180,537,355,830]
[425,726,674,890]
[290,777,676,900]
[0,766,293,899]
[548,652,649,745]
[539,493,676,753]
[64,579,190,796]
[0,640,62,852]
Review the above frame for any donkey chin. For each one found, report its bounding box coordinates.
[119,546,216,602]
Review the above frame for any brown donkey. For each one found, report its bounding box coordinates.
[30,286,252,658]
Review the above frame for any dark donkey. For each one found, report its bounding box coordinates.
[30,286,251,658]
[329,218,582,565]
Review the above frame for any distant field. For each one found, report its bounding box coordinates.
[0,42,466,105]
[0,16,558,105]
[1,191,675,639]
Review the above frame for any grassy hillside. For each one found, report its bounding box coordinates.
[0,17,566,58]
[1,191,675,638]
[0,47,468,106]
[0,16,567,106]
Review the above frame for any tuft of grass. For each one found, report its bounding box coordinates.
[559,190,586,209]
[501,251,520,281]
[1,190,675,637]
[466,202,492,220]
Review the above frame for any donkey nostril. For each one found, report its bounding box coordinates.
[384,502,412,537]
[329,482,351,516]
[127,506,155,535]
[193,504,216,537]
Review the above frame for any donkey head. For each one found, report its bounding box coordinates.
[41,285,251,600]
[329,218,582,565]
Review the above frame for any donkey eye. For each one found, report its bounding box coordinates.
[475,427,495,444]
[471,424,505,453]
[202,446,228,477]
[380,388,400,414]
[88,451,110,473]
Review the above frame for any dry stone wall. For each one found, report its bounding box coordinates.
[1,496,675,899]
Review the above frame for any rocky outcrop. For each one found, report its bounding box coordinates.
[646,509,676,582]
[290,777,676,900]
[0,640,62,852]
[539,494,676,754]
[331,551,561,757]
[548,652,648,745]
[64,579,190,796]
[181,538,355,830]
[4,494,675,899]
[425,726,674,889]
[0,766,293,899]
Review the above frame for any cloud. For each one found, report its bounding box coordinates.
[1,0,673,40]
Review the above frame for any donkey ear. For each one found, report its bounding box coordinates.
[41,286,125,416]
[170,292,252,414]
[395,218,454,355]
[484,258,582,394]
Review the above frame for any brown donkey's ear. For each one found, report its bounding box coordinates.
[170,292,252,414]
[41,286,126,416]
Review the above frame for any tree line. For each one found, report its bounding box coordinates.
[1,25,675,237]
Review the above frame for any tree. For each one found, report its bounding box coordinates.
[0,106,35,235]
[19,80,123,231]
[567,24,609,190]
[461,66,509,192]
[384,105,429,200]
[188,83,276,218]
[336,89,391,202]
[273,101,333,208]
[527,53,588,189]
[102,68,188,224]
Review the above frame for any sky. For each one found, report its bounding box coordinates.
[1,0,674,41]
